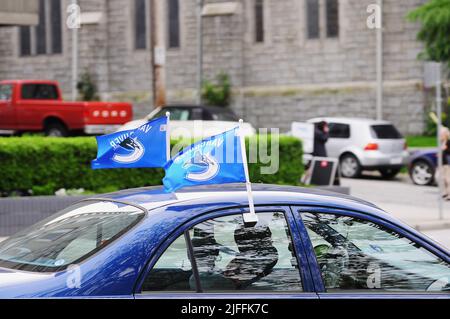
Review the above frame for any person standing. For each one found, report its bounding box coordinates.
[440,127,450,199]
[312,121,329,157]
[308,120,340,186]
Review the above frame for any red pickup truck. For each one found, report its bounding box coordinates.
[0,80,132,136]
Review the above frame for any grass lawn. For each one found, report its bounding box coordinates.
[406,135,437,148]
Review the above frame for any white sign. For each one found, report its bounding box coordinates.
[66,3,81,29]
[291,122,314,154]
[154,47,166,66]
[424,62,441,89]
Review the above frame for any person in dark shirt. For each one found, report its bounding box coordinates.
[440,127,450,199]
[311,121,340,185]
[313,121,329,157]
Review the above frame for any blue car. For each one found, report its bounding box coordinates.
[408,149,437,186]
[0,184,449,299]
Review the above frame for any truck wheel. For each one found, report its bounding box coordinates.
[340,154,361,178]
[45,122,68,137]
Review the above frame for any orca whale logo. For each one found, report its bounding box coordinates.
[184,151,220,182]
[112,136,145,164]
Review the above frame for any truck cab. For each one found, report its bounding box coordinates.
[0,80,132,136]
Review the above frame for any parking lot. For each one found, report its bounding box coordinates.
[342,174,450,249]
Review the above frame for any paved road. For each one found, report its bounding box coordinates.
[422,229,450,249]
[342,173,450,249]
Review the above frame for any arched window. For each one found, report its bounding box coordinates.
[255,0,264,43]
[19,0,62,56]
[326,0,339,38]
[134,0,148,49]
[306,0,319,39]
[168,0,180,48]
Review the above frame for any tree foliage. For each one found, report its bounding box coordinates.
[201,72,232,107]
[77,71,100,101]
[407,0,450,65]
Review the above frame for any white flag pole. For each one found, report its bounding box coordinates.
[239,119,258,225]
[166,112,171,162]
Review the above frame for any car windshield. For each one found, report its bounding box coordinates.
[151,108,190,121]
[0,200,145,272]
[371,124,403,139]
[210,108,239,121]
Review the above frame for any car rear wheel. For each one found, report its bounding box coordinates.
[379,168,401,179]
[45,122,68,137]
[410,160,434,186]
[340,154,361,178]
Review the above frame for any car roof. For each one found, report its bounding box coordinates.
[308,117,393,125]
[163,104,235,112]
[93,183,397,222]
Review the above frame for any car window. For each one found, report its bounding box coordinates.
[168,108,190,121]
[328,123,350,139]
[152,108,191,121]
[190,108,203,120]
[0,85,12,101]
[301,212,450,293]
[142,212,303,293]
[210,108,239,121]
[21,84,59,100]
[370,124,403,139]
[141,234,195,292]
[202,109,214,121]
[0,201,145,272]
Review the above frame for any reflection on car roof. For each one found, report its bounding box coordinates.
[96,183,381,214]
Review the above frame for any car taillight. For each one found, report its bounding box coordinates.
[364,143,379,151]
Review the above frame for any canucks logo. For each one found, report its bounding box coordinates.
[184,151,220,182]
[112,136,145,164]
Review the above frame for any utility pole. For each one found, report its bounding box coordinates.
[435,62,444,220]
[69,0,80,101]
[376,0,383,120]
[150,0,166,108]
[196,0,203,105]
[424,62,444,220]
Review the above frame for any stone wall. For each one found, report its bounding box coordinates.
[0,0,428,134]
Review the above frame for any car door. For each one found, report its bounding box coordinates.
[134,206,318,299]
[292,206,450,299]
[17,83,60,130]
[0,84,15,129]
[326,122,351,158]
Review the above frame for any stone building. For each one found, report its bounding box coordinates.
[0,0,427,134]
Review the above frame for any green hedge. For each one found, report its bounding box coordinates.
[0,135,302,196]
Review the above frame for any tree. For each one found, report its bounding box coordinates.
[77,71,100,101]
[407,0,450,66]
[201,72,231,107]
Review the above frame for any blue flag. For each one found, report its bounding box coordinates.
[163,127,246,192]
[91,116,168,169]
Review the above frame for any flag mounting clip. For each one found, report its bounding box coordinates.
[239,119,259,227]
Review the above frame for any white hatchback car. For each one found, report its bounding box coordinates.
[308,117,409,179]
